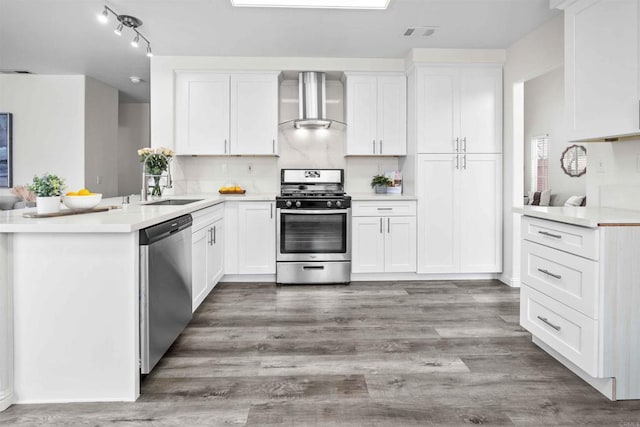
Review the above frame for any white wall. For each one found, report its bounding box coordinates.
[0,75,85,194]
[524,67,585,204]
[84,77,118,197]
[503,15,564,286]
[118,103,149,196]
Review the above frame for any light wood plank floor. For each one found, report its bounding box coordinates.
[2,280,640,426]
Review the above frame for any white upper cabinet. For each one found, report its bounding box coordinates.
[230,74,278,155]
[344,73,407,156]
[175,73,230,155]
[561,0,640,141]
[175,71,279,155]
[415,66,502,154]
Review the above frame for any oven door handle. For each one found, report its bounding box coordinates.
[278,209,348,215]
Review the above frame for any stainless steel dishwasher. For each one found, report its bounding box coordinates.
[139,214,193,374]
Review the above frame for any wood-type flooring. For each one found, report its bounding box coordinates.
[2,280,640,426]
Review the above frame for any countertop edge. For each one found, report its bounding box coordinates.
[513,206,640,228]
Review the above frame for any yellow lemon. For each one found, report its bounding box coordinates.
[78,188,91,196]
[65,191,78,196]
[234,186,242,193]
[220,187,229,192]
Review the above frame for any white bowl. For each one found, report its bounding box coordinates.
[62,193,102,210]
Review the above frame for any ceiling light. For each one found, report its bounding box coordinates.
[97,5,152,58]
[97,8,109,23]
[230,0,390,9]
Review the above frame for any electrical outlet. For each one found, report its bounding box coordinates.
[596,159,606,174]
[96,176,102,185]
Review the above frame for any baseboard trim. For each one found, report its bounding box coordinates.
[0,391,13,412]
[221,274,276,283]
[498,274,521,288]
[350,273,500,282]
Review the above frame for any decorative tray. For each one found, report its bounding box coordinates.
[219,190,246,195]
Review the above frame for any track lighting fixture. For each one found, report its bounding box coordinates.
[96,5,152,58]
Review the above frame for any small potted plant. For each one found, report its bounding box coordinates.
[28,173,66,214]
[371,174,393,194]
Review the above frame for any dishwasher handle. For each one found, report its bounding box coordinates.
[139,214,193,245]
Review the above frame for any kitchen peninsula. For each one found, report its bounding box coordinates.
[0,194,273,408]
[515,206,640,400]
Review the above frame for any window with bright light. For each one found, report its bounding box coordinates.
[531,135,549,192]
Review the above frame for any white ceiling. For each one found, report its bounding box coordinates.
[0,0,559,103]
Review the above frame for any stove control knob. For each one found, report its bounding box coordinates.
[336,200,343,208]
[285,200,292,208]
[326,200,332,208]
[295,201,302,208]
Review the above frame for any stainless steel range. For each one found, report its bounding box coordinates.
[276,169,351,285]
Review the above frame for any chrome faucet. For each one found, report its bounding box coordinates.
[141,154,173,202]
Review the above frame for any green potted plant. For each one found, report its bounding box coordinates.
[28,173,66,214]
[371,174,393,194]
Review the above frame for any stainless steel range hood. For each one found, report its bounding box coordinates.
[282,71,345,130]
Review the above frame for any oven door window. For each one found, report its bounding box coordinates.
[280,212,347,254]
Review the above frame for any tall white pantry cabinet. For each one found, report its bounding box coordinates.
[409,65,503,274]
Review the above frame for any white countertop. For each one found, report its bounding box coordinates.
[350,193,417,201]
[513,205,640,228]
[0,193,277,233]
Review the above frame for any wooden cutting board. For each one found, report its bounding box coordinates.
[22,205,122,218]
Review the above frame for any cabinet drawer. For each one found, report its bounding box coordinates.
[522,216,598,260]
[520,285,599,377]
[192,203,224,232]
[521,240,599,319]
[352,201,416,217]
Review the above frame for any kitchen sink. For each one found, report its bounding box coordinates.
[143,199,204,206]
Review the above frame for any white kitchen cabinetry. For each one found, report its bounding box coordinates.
[414,66,502,153]
[343,73,407,156]
[417,154,502,273]
[224,201,275,275]
[558,0,640,141]
[175,71,279,155]
[519,215,640,400]
[351,201,416,273]
[191,204,224,311]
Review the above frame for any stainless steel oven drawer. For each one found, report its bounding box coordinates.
[276,261,351,284]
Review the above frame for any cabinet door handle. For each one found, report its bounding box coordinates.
[538,231,562,239]
[463,154,467,170]
[224,139,228,154]
[537,316,561,331]
[379,217,383,234]
[462,137,467,152]
[455,137,460,153]
[208,228,213,246]
[537,268,562,280]
[455,154,459,170]
[377,207,393,211]
[272,139,275,154]
[372,140,376,154]
[213,225,216,244]
[379,140,382,154]
[270,204,273,219]
[387,217,390,233]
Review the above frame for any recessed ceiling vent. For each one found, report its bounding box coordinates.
[403,26,438,37]
[0,70,33,74]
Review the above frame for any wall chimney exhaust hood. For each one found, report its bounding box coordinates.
[281,71,345,130]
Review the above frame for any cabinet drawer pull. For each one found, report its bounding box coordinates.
[303,265,325,270]
[377,207,393,210]
[537,316,561,331]
[538,231,562,239]
[537,268,562,280]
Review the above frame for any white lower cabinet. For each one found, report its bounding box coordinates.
[352,201,416,274]
[519,215,640,400]
[191,205,224,312]
[225,201,275,275]
[417,153,502,273]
